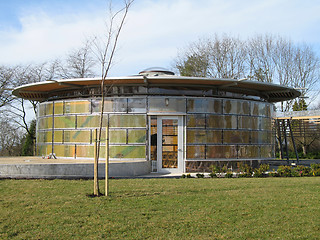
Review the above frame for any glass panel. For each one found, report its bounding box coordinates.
[224,130,250,144]
[207,115,237,129]
[37,144,52,156]
[251,102,260,116]
[64,130,91,143]
[187,114,206,128]
[92,98,127,113]
[65,100,90,114]
[109,129,126,144]
[77,115,107,128]
[261,117,271,130]
[224,100,239,114]
[54,101,64,115]
[45,103,53,115]
[187,99,222,113]
[186,145,205,159]
[259,103,267,116]
[128,129,146,143]
[150,117,157,161]
[54,130,63,143]
[241,101,250,115]
[128,98,147,113]
[54,116,76,129]
[38,103,46,117]
[239,116,258,130]
[109,145,146,159]
[260,145,273,158]
[38,117,53,129]
[187,130,222,144]
[162,119,178,168]
[238,145,260,158]
[207,145,237,159]
[109,115,146,128]
[54,145,76,158]
[149,98,186,113]
[76,145,94,158]
[38,131,52,143]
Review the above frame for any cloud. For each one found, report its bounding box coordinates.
[0,0,319,77]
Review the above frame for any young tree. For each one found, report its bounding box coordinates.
[93,0,134,196]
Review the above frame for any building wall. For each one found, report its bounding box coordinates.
[37,96,274,169]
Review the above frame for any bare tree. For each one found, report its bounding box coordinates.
[92,0,134,196]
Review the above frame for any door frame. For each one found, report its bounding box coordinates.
[156,116,184,173]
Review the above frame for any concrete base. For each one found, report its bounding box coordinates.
[0,161,151,179]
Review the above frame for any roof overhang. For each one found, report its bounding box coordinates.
[12,75,301,102]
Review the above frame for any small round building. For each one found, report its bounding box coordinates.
[13,68,300,174]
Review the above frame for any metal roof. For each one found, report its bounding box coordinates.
[12,75,301,102]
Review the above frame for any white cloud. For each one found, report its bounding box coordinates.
[0,0,319,77]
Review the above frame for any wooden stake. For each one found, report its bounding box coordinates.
[105,121,109,196]
[94,129,99,196]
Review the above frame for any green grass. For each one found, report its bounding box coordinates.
[0,178,319,239]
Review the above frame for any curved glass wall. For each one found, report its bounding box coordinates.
[37,96,274,169]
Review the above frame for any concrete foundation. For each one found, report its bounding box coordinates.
[0,161,151,179]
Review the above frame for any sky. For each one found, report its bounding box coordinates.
[1,0,320,78]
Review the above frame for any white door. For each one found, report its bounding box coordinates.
[157,116,183,173]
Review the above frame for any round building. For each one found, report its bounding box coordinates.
[13,68,300,174]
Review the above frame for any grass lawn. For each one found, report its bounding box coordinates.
[0,177,319,239]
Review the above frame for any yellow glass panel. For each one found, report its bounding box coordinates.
[187,130,206,144]
[207,130,222,144]
[54,145,76,158]
[109,115,146,128]
[128,129,146,143]
[187,115,206,128]
[54,116,76,129]
[207,115,223,128]
[38,104,46,117]
[109,129,126,144]
[251,102,259,116]
[207,145,237,159]
[54,101,64,115]
[54,130,63,143]
[64,130,91,143]
[65,100,90,114]
[224,100,239,114]
[186,145,205,159]
[109,145,146,159]
[77,115,108,128]
[38,117,53,129]
[45,103,53,115]
[239,116,258,130]
[76,145,94,158]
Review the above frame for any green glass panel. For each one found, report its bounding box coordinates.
[37,144,51,156]
[65,100,90,114]
[64,130,91,143]
[207,145,237,159]
[54,145,75,158]
[186,145,205,159]
[38,131,52,143]
[109,115,146,127]
[128,129,146,143]
[54,130,63,143]
[224,130,250,144]
[186,114,206,128]
[77,115,108,128]
[38,117,53,129]
[109,145,145,159]
[38,103,46,117]
[109,129,127,144]
[54,101,64,115]
[54,116,76,129]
